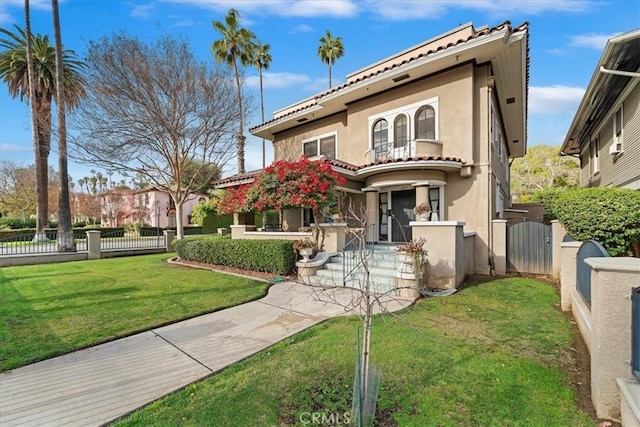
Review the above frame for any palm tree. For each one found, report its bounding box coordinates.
[51,0,75,251]
[211,8,256,174]
[253,41,272,169]
[317,30,344,89]
[0,24,86,239]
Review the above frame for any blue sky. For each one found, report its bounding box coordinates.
[0,0,639,181]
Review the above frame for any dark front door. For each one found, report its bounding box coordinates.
[391,190,415,242]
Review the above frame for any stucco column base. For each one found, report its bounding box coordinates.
[411,221,465,289]
[163,230,176,252]
[560,241,582,311]
[86,230,101,260]
[491,220,507,275]
[618,378,640,427]
[395,277,420,299]
[587,257,640,421]
[319,223,346,252]
[551,220,566,280]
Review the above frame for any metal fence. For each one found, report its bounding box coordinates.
[100,230,165,250]
[575,240,610,308]
[0,232,87,256]
[372,141,413,162]
[633,287,640,381]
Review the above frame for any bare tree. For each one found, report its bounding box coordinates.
[295,205,423,425]
[0,161,61,220]
[71,33,237,238]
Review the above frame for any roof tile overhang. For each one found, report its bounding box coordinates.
[561,29,640,155]
[250,20,529,158]
[213,156,465,189]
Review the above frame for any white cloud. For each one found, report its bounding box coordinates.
[569,33,621,50]
[0,143,31,152]
[0,0,52,24]
[130,3,155,18]
[529,85,585,114]
[245,72,312,89]
[289,24,315,34]
[163,0,358,18]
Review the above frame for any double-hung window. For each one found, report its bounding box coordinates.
[302,133,337,159]
[591,135,600,175]
[612,107,623,153]
[415,105,436,140]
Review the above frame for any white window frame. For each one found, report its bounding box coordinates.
[591,135,600,175]
[611,106,623,154]
[367,97,439,154]
[301,131,338,159]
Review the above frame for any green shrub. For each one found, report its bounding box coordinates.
[549,187,640,257]
[531,187,570,222]
[0,217,36,229]
[173,237,295,275]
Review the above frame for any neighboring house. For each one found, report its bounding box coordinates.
[100,186,208,228]
[218,21,529,275]
[561,29,640,189]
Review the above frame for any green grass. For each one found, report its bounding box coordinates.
[0,254,268,371]
[117,277,594,426]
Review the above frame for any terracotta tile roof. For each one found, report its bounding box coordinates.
[213,156,465,188]
[250,20,529,133]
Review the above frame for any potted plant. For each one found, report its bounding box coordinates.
[395,237,427,278]
[413,203,431,221]
[293,237,317,262]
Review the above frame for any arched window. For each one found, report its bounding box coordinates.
[415,105,435,140]
[372,119,388,159]
[394,115,408,148]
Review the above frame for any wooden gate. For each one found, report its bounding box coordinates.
[507,221,552,274]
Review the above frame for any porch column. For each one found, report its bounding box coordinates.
[412,181,429,207]
[363,187,378,242]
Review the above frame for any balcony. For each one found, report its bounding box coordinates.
[372,139,443,162]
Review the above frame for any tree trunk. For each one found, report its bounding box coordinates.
[328,57,332,89]
[175,200,184,239]
[232,56,245,174]
[259,64,265,169]
[52,0,75,251]
[25,0,47,241]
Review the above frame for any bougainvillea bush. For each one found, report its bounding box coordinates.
[218,157,346,249]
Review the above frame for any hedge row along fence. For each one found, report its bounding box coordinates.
[0,227,126,241]
[533,186,640,257]
[173,237,295,275]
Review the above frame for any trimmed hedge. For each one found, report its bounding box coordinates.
[0,217,58,230]
[0,227,125,241]
[173,237,295,275]
[535,187,640,257]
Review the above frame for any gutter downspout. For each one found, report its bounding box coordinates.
[487,74,496,275]
[599,66,640,78]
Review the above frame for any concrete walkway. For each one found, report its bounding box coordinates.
[0,281,412,426]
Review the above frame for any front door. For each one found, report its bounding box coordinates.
[390,190,415,242]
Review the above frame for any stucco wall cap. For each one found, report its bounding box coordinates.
[584,257,640,273]
[410,221,465,227]
[560,241,583,248]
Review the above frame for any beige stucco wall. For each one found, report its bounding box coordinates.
[274,112,347,161]
[411,221,466,289]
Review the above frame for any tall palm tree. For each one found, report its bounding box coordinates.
[253,41,272,169]
[51,0,75,251]
[23,0,44,240]
[317,30,344,89]
[0,24,86,239]
[212,8,256,174]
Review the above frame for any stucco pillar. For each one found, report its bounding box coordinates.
[86,230,101,260]
[163,229,176,252]
[319,223,346,252]
[413,182,429,207]
[586,257,640,421]
[559,241,582,312]
[363,188,378,242]
[491,220,507,275]
[551,220,566,280]
[411,221,465,289]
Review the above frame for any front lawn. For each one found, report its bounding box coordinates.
[117,277,594,426]
[0,254,268,371]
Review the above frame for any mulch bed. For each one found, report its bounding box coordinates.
[169,257,297,282]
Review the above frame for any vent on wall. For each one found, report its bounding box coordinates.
[392,74,410,83]
[506,97,515,104]
[297,117,308,123]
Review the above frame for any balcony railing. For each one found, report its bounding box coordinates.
[371,139,443,163]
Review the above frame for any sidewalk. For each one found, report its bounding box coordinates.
[0,281,412,426]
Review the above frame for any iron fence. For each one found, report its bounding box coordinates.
[0,232,87,256]
[372,141,413,162]
[575,240,610,308]
[343,224,376,286]
[633,287,640,381]
[101,230,165,250]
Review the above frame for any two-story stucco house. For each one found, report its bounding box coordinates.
[561,29,640,189]
[218,21,529,275]
[100,186,208,228]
